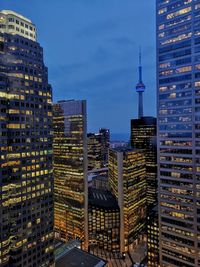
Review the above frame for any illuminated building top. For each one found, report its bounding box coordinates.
[0,10,36,41]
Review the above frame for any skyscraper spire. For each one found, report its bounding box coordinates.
[136,47,146,119]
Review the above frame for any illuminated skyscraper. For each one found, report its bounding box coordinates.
[131,116,157,210]
[88,187,120,252]
[157,1,200,266]
[53,100,88,249]
[0,10,54,267]
[108,148,146,253]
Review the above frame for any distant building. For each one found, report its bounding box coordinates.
[0,10,54,266]
[87,133,102,170]
[109,141,128,149]
[88,188,120,252]
[131,116,157,210]
[108,148,146,253]
[87,129,110,170]
[99,128,110,164]
[53,100,88,249]
[92,175,109,190]
[88,168,108,188]
[147,206,159,267]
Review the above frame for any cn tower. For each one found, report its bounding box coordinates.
[136,48,146,119]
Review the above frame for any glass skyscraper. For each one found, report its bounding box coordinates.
[0,10,54,267]
[157,1,200,266]
[53,100,88,250]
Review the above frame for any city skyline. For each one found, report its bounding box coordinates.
[0,0,156,134]
[2,1,200,266]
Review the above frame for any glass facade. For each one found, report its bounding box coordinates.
[0,10,54,267]
[131,116,157,211]
[53,100,88,249]
[108,148,146,253]
[157,1,200,266]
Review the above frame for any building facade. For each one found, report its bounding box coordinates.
[131,116,157,210]
[88,188,120,252]
[108,148,146,253]
[53,100,88,249]
[99,128,110,166]
[87,128,110,171]
[157,1,200,266]
[87,133,102,170]
[0,10,54,267]
[147,206,159,267]
[91,175,109,191]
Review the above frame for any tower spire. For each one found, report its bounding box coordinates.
[135,47,146,119]
[139,46,142,83]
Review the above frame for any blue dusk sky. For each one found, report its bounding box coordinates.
[1,0,156,134]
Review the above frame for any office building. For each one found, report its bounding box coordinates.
[87,133,102,170]
[0,10,54,267]
[99,128,110,165]
[108,148,146,253]
[88,187,120,252]
[87,129,110,171]
[131,116,157,210]
[147,206,159,267]
[157,1,200,266]
[53,100,88,249]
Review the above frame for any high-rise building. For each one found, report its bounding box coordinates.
[108,148,146,253]
[53,100,88,249]
[157,1,200,266]
[88,187,120,252]
[99,128,110,165]
[131,116,157,210]
[147,206,159,267]
[87,133,102,170]
[0,10,54,267]
[87,128,110,170]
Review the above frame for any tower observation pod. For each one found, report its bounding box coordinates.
[136,49,146,119]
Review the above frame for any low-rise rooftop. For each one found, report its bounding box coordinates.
[56,247,107,267]
[88,188,119,209]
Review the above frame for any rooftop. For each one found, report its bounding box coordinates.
[88,188,119,209]
[56,247,107,267]
[131,116,157,125]
[1,10,32,23]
